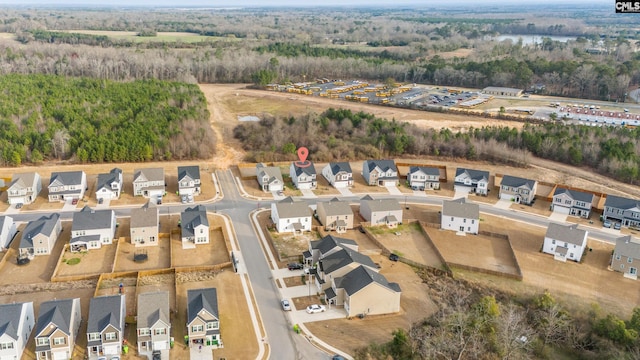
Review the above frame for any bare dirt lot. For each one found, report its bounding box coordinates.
[54,241,117,277]
[374,222,445,269]
[171,226,230,267]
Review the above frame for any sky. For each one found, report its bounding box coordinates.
[0,0,608,6]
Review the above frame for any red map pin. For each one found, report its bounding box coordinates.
[297,147,309,163]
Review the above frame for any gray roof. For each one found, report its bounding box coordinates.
[365,160,397,173]
[72,206,114,232]
[553,187,594,204]
[545,223,587,246]
[324,287,337,300]
[483,86,523,93]
[36,298,77,336]
[320,248,377,274]
[187,288,219,325]
[318,200,353,217]
[0,216,11,233]
[20,213,60,249]
[292,162,316,176]
[409,166,440,177]
[178,166,201,182]
[49,171,84,187]
[87,295,124,333]
[0,302,30,340]
[70,234,100,245]
[326,162,352,176]
[9,172,38,189]
[137,291,170,328]
[134,168,164,183]
[181,205,209,238]
[311,234,357,254]
[275,198,310,219]
[361,198,401,213]
[501,175,536,190]
[442,198,480,219]
[616,236,640,259]
[605,194,640,210]
[335,265,401,296]
[131,201,158,228]
[257,165,283,184]
[96,168,122,192]
[455,168,489,182]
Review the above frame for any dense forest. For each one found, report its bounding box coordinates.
[0,74,214,166]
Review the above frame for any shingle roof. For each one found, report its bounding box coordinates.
[455,168,489,182]
[553,187,594,204]
[70,234,100,245]
[134,168,164,183]
[275,198,310,219]
[9,172,38,190]
[605,194,640,210]
[20,213,60,249]
[178,166,201,182]
[72,206,114,232]
[181,205,209,238]
[137,291,170,328]
[615,236,640,259]
[361,198,401,213]
[326,162,352,176]
[49,171,84,187]
[317,200,353,217]
[335,265,401,296]
[311,235,357,255]
[36,298,76,336]
[320,248,377,274]
[365,160,397,173]
[96,168,122,192]
[87,295,124,333]
[131,201,158,228]
[501,175,536,190]
[442,198,480,219]
[256,165,283,184]
[545,223,587,246]
[292,162,316,176]
[409,166,440,177]
[0,302,29,340]
[187,288,218,325]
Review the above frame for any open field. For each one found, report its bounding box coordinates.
[374,222,446,269]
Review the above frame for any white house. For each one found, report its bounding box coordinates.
[178,166,201,196]
[270,197,312,234]
[454,168,489,196]
[551,187,594,218]
[0,302,34,360]
[542,223,588,262]
[407,166,440,190]
[359,195,402,228]
[181,205,209,249]
[48,171,87,202]
[289,162,317,190]
[0,215,17,250]
[95,168,123,201]
[322,162,353,188]
[6,172,41,205]
[256,164,284,193]
[70,206,117,252]
[441,198,480,234]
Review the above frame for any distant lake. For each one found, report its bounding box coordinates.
[493,35,577,45]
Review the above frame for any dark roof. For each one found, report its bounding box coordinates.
[320,248,377,274]
[96,168,122,191]
[87,295,124,333]
[327,162,352,175]
[187,288,219,325]
[335,265,401,296]
[616,236,640,259]
[49,171,84,187]
[36,298,77,336]
[181,205,209,238]
[72,206,114,232]
[0,303,29,340]
[311,235,357,255]
[137,291,170,329]
[501,175,536,190]
[605,194,640,210]
[292,162,316,176]
[553,188,594,204]
[20,213,60,249]
[365,160,397,173]
[178,166,201,182]
[324,287,337,300]
[70,234,100,245]
[409,166,440,177]
[455,168,489,182]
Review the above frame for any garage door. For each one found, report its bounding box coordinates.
[499,193,514,201]
[553,205,570,214]
[454,185,472,194]
[104,344,119,355]
[154,341,167,350]
[53,350,69,360]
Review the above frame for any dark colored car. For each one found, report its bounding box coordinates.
[152,351,161,360]
[287,263,303,270]
[389,253,399,262]
[358,226,366,234]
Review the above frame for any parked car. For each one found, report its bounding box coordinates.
[287,263,303,270]
[71,198,78,205]
[15,203,22,209]
[332,355,346,360]
[98,198,104,204]
[181,195,188,204]
[281,299,291,311]
[152,351,161,360]
[389,253,399,262]
[603,220,612,228]
[614,222,622,230]
[358,226,366,234]
[306,304,326,314]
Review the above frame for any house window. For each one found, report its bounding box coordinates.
[53,337,66,345]
[154,328,166,335]
[471,220,475,224]
[451,217,454,221]
[105,332,117,341]
[631,268,638,275]
[628,257,633,264]
[463,219,466,223]
[88,333,100,341]
[616,254,621,261]
[192,325,204,333]
[621,264,625,269]
[569,253,574,258]
[206,321,219,330]
[0,342,14,350]
[139,329,150,336]
[552,240,556,245]
[36,338,48,346]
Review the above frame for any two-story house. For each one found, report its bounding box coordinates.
[407,166,440,191]
[34,298,81,360]
[0,302,34,360]
[441,198,480,234]
[48,171,87,202]
[499,175,537,205]
[137,291,171,354]
[133,168,165,199]
[289,162,317,190]
[86,295,125,359]
[322,162,354,188]
[130,201,159,247]
[612,235,640,280]
[270,197,312,234]
[187,288,222,349]
[7,172,41,205]
[181,205,209,249]
[256,164,284,193]
[552,187,594,218]
[362,160,398,186]
[359,195,402,228]
[305,234,359,266]
[315,248,378,292]
[454,168,490,196]
[542,223,588,262]
[95,168,123,201]
[70,206,116,252]
[603,194,640,229]
[178,166,201,196]
[316,198,354,233]
[19,214,62,258]
[0,215,17,250]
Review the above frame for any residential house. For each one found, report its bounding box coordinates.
[270,197,312,234]
[362,160,398,186]
[34,298,81,360]
[133,168,165,198]
[70,206,116,252]
[0,215,17,250]
[603,194,640,229]
[48,171,87,202]
[289,162,317,190]
[19,214,62,258]
[542,223,588,262]
[315,248,378,291]
[95,168,123,201]
[130,201,159,247]
[305,234,359,266]
[181,205,209,249]
[407,166,440,190]
[454,168,490,195]
[256,164,284,193]
[86,295,125,359]
[612,235,640,280]
[321,162,354,188]
[0,302,34,360]
[178,166,201,196]
[187,288,222,349]
[552,187,594,218]
[137,291,171,353]
[316,198,354,233]
[499,175,537,205]
[359,195,402,228]
[326,265,401,317]
[441,198,480,234]
[6,172,41,205]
